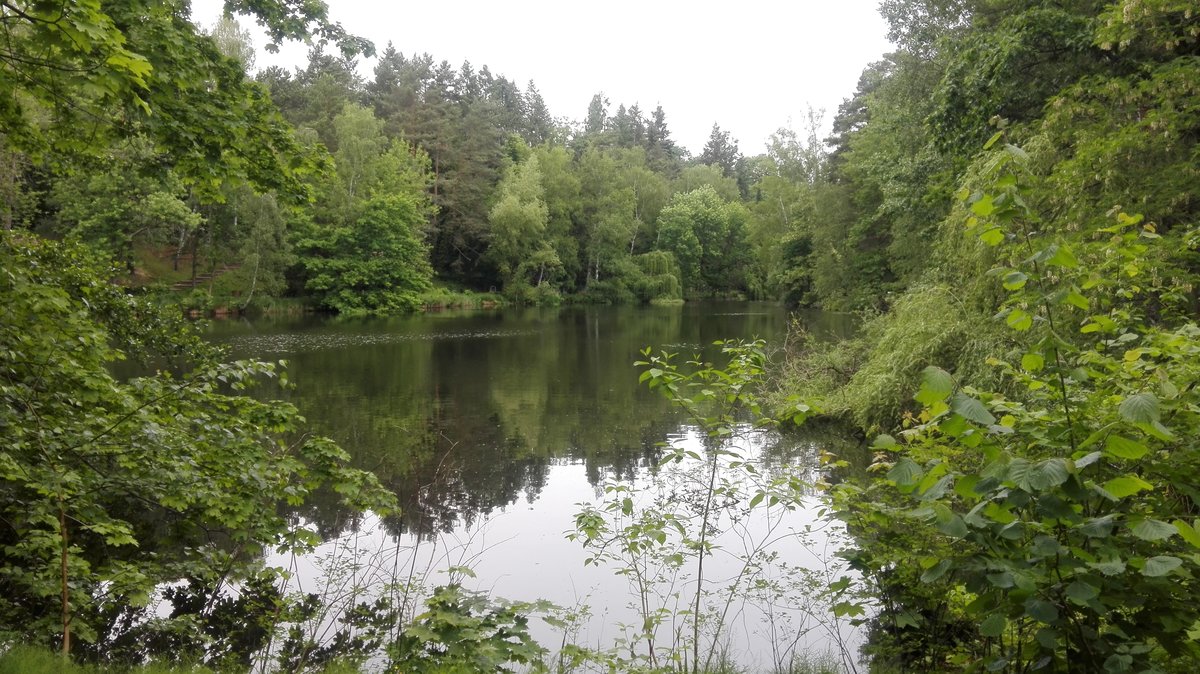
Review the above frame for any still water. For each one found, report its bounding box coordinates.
[205,301,861,670]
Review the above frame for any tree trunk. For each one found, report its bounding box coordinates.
[191,233,199,283]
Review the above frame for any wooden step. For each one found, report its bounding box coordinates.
[168,264,241,291]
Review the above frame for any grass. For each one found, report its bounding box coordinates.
[0,646,363,674]
[418,285,505,309]
[0,646,213,673]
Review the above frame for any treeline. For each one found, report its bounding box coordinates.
[258,43,783,309]
[4,13,832,314]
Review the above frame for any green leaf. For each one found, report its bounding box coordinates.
[1142,556,1182,577]
[980,227,1005,246]
[1104,654,1133,673]
[1002,271,1028,290]
[916,366,954,405]
[1103,475,1152,498]
[1009,458,1070,492]
[1047,245,1079,268]
[1137,420,1174,441]
[971,195,996,216]
[894,610,921,628]
[933,504,968,537]
[872,434,897,449]
[1131,519,1176,542]
[831,601,865,618]
[951,392,996,425]
[986,571,1015,588]
[888,458,924,486]
[980,613,1007,637]
[1024,598,1059,624]
[954,474,980,500]
[1074,451,1103,469]
[1173,520,1200,549]
[920,559,952,582]
[920,474,954,501]
[1118,393,1159,424]
[1031,535,1061,557]
[1065,581,1098,603]
[1078,515,1115,538]
[1006,308,1034,331]
[1004,143,1030,161]
[1036,627,1060,650]
[1104,435,1148,460]
[1064,291,1090,310]
[1021,352,1045,372]
[1091,555,1126,576]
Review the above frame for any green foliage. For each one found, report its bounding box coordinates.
[531,143,584,288]
[1031,57,1200,257]
[417,286,506,309]
[927,6,1099,156]
[322,103,434,223]
[0,233,394,657]
[0,645,213,673]
[281,101,439,314]
[839,284,1009,432]
[654,186,750,296]
[577,147,637,288]
[49,137,202,272]
[744,122,831,302]
[829,143,1200,672]
[389,584,548,673]
[570,340,844,673]
[488,155,554,291]
[784,5,1200,667]
[299,194,434,314]
[675,164,741,203]
[220,189,295,307]
[0,0,342,201]
[0,643,363,673]
[697,123,746,196]
[632,250,683,302]
[812,51,951,309]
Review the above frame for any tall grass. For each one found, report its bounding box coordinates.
[0,645,363,674]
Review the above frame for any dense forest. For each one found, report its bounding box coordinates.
[2,0,1200,671]
[3,7,782,313]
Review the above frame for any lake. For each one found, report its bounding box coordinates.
[205,301,863,671]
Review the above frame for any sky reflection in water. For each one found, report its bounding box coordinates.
[207,303,862,668]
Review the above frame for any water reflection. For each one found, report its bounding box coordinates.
[204,302,861,667]
[208,303,841,538]
[269,423,861,672]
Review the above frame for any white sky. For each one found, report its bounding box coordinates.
[192,0,894,156]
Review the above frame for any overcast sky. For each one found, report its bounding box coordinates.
[193,0,894,156]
